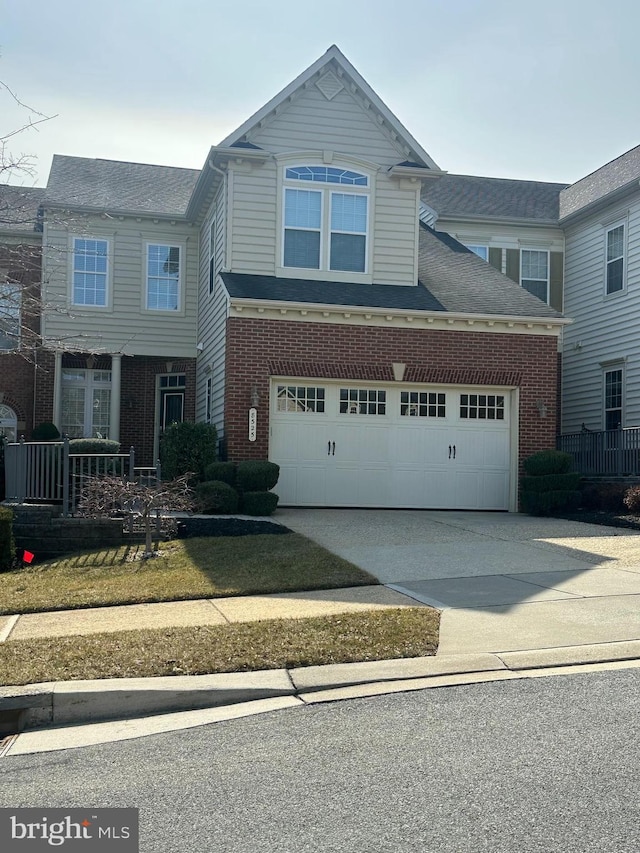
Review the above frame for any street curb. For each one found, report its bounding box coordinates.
[2,640,640,732]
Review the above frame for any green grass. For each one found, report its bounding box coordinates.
[0,534,377,615]
[0,608,439,686]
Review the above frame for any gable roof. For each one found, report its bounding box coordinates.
[421,174,568,223]
[222,225,562,321]
[44,155,200,216]
[559,144,640,222]
[0,185,45,234]
[218,45,440,170]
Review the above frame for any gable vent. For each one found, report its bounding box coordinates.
[315,71,345,101]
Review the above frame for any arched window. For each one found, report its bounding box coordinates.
[283,165,369,273]
[0,404,18,441]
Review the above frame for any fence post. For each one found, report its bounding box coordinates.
[17,436,26,504]
[62,435,70,518]
[616,424,623,476]
[128,446,135,482]
[155,459,161,483]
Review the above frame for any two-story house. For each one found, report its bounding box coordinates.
[1,46,568,510]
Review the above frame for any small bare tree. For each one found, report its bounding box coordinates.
[78,473,194,558]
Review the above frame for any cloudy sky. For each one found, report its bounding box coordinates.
[2,0,639,187]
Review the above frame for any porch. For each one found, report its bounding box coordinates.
[558,427,640,476]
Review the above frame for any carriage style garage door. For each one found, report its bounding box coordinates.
[269,381,515,510]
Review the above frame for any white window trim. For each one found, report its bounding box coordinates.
[143,241,185,314]
[276,157,375,284]
[69,235,112,310]
[520,248,550,304]
[60,368,113,439]
[604,221,626,297]
[603,364,624,431]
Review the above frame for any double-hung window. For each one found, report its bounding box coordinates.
[520,250,549,303]
[606,224,625,295]
[0,281,20,350]
[283,166,369,273]
[73,238,108,306]
[147,244,181,311]
[465,244,488,261]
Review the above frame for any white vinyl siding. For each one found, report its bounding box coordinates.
[561,195,640,433]
[42,212,198,357]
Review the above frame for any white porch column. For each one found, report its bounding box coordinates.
[53,350,63,429]
[110,353,121,442]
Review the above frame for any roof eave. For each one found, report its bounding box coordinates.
[559,179,640,226]
[42,201,190,221]
[434,212,561,228]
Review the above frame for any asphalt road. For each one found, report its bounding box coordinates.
[1,670,638,852]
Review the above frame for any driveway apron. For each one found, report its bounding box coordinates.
[276,509,640,655]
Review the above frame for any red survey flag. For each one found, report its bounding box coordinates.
[23,550,34,563]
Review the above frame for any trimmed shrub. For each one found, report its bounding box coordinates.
[203,461,237,486]
[520,473,581,494]
[521,490,581,516]
[623,485,640,513]
[32,422,61,441]
[241,491,279,516]
[0,507,15,572]
[160,422,218,481]
[69,438,121,455]
[195,480,239,515]
[520,450,580,516]
[523,450,573,476]
[237,460,280,492]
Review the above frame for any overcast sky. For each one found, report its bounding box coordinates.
[2,0,639,188]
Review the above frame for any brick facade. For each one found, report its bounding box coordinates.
[33,352,196,466]
[224,316,559,475]
[0,243,41,438]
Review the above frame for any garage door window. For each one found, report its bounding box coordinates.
[339,388,386,415]
[460,394,505,420]
[276,385,325,413]
[400,391,446,418]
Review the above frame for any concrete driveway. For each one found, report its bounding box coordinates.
[277,509,640,656]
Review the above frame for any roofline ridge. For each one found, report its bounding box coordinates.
[561,142,640,195]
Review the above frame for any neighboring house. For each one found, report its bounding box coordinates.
[421,174,568,312]
[1,46,576,510]
[0,185,44,440]
[559,145,640,435]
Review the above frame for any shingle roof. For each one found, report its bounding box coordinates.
[421,174,568,222]
[44,155,201,216]
[221,225,562,320]
[0,185,45,234]
[559,144,640,221]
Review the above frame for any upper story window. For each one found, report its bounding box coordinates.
[465,244,488,261]
[0,281,20,350]
[520,250,549,303]
[73,238,108,306]
[606,223,625,295]
[283,165,369,274]
[147,244,180,311]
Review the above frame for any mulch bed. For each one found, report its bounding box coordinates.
[176,516,291,538]
[554,509,640,532]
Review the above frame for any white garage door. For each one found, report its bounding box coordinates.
[269,381,515,510]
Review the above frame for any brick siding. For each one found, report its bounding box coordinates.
[224,317,559,475]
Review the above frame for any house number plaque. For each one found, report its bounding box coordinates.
[248,407,257,442]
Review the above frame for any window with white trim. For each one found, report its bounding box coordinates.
[73,238,108,306]
[464,245,488,261]
[0,281,20,350]
[604,368,623,430]
[0,403,18,441]
[460,394,505,420]
[520,250,549,303]
[606,224,625,295]
[400,391,446,418]
[147,244,180,311]
[276,385,325,413]
[60,369,112,438]
[283,166,369,273]
[339,388,386,415]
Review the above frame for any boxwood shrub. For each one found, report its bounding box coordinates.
[203,461,237,486]
[32,422,61,441]
[69,438,121,455]
[523,450,573,476]
[0,507,15,572]
[520,473,581,493]
[237,460,280,492]
[520,449,580,516]
[241,491,279,516]
[195,480,239,514]
[160,422,218,481]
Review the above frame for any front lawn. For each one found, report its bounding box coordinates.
[0,608,439,685]
[0,534,377,615]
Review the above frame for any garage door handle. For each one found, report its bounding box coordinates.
[453,444,456,459]
[332,441,336,456]
[328,441,331,456]
[449,445,456,459]
[448,445,451,459]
